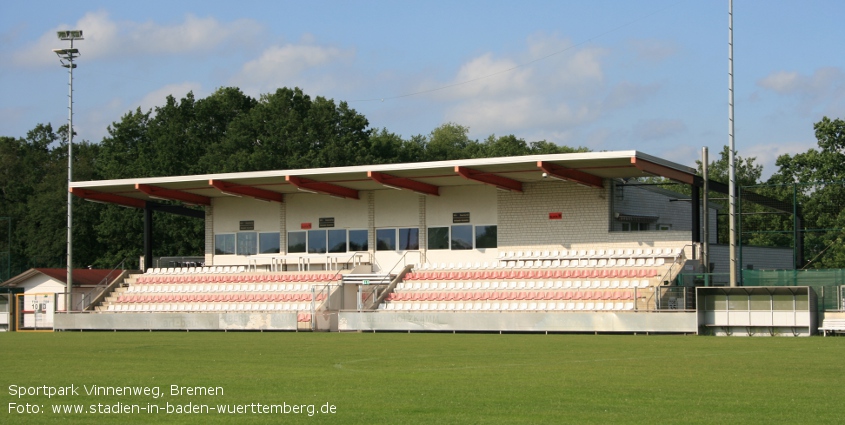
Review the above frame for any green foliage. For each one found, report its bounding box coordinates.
[762,117,845,268]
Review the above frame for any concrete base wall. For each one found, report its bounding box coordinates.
[338,311,697,333]
[54,312,298,331]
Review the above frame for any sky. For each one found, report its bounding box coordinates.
[2,0,844,179]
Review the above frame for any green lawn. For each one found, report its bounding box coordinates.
[1,332,843,424]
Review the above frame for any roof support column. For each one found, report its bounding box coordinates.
[144,202,153,272]
[691,184,701,252]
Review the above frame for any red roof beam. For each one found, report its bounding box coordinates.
[630,157,695,185]
[208,180,284,203]
[286,176,359,199]
[454,166,522,192]
[367,171,440,196]
[135,184,211,206]
[69,188,146,209]
[537,161,603,188]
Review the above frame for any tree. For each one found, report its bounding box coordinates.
[202,87,372,172]
[763,117,845,268]
[425,123,479,161]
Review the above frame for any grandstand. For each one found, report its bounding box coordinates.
[4,151,825,335]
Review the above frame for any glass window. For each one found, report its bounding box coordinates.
[749,294,770,311]
[427,227,449,250]
[621,223,649,231]
[287,231,306,253]
[308,230,327,254]
[215,234,235,255]
[772,294,793,310]
[704,294,723,311]
[237,232,257,255]
[795,293,808,310]
[451,225,473,250]
[259,232,280,254]
[328,229,347,253]
[399,228,419,250]
[376,228,396,251]
[727,294,748,311]
[475,225,497,249]
[348,229,368,251]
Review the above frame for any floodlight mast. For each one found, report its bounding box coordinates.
[54,29,83,312]
[728,1,737,287]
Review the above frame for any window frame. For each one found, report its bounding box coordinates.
[214,233,236,255]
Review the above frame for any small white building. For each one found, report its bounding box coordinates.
[0,268,117,330]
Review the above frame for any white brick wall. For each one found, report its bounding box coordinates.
[498,180,610,247]
[204,205,213,264]
[497,180,691,254]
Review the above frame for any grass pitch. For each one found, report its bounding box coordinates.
[1,331,843,424]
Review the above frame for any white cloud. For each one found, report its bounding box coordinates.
[627,38,679,63]
[603,81,661,110]
[231,42,354,95]
[757,67,845,117]
[633,118,687,141]
[428,34,609,135]
[758,71,801,93]
[12,11,262,67]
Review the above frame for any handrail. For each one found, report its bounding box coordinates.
[76,259,128,311]
[348,251,419,311]
[385,250,423,276]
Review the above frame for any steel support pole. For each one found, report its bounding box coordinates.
[66,39,75,311]
[728,0,738,286]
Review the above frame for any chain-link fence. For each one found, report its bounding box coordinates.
[740,181,845,270]
[680,269,845,312]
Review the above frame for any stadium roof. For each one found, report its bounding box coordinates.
[69,151,697,207]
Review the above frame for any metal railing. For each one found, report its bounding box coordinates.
[73,259,128,311]
[155,256,204,269]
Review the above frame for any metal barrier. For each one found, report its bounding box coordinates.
[156,256,205,268]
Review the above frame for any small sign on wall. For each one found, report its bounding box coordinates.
[239,220,255,230]
[301,222,312,230]
[319,217,335,228]
[453,212,470,223]
[549,212,562,220]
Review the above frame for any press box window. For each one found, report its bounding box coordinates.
[308,230,328,254]
[399,228,419,250]
[328,229,347,253]
[451,225,473,250]
[376,228,396,251]
[427,227,449,250]
[215,234,235,255]
[259,232,280,254]
[475,225,497,249]
[348,229,368,251]
[287,231,306,253]
[237,232,258,256]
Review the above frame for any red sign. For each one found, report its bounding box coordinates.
[301,222,312,229]
[549,212,563,220]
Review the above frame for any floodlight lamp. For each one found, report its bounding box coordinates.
[57,30,83,40]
